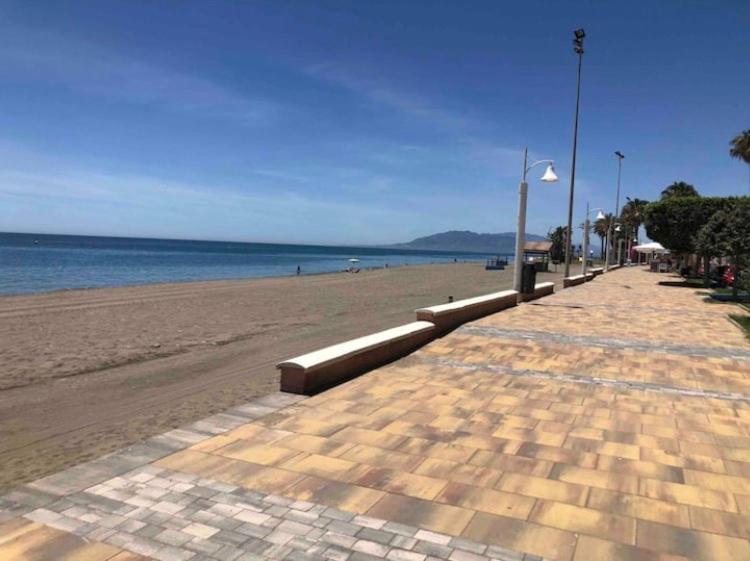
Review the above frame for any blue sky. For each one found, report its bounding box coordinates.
[0,1,748,245]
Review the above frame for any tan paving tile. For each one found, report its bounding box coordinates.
[0,518,127,561]
[338,443,424,471]
[213,440,304,466]
[549,464,639,494]
[281,453,363,481]
[689,505,750,539]
[636,519,750,561]
[435,481,536,519]
[639,478,738,512]
[413,456,502,488]
[273,432,356,456]
[530,500,636,544]
[496,472,589,506]
[284,475,386,513]
[233,465,306,494]
[586,487,691,527]
[469,449,553,477]
[462,511,578,561]
[572,535,688,561]
[353,466,448,500]
[366,493,475,535]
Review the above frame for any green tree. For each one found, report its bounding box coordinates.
[620,198,649,243]
[695,205,750,299]
[644,197,720,255]
[731,130,750,196]
[593,213,614,258]
[547,226,567,262]
[730,130,750,164]
[660,181,699,200]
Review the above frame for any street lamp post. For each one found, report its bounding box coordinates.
[581,202,605,276]
[513,148,559,293]
[563,28,586,278]
[605,151,625,270]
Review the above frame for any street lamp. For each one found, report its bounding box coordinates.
[581,203,605,276]
[605,151,625,270]
[513,148,559,293]
[563,28,586,278]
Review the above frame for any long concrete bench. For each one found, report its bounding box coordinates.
[415,289,518,334]
[277,321,435,395]
[585,272,595,282]
[519,281,555,302]
[590,267,604,276]
[563,274,586,288]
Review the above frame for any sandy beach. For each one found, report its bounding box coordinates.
[0,262,563,492]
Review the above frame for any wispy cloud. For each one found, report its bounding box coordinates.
[306,62,469,130]
[0,26,278,124]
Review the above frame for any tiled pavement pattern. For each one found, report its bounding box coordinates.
[2,267,750,561]
[15,464,535,561]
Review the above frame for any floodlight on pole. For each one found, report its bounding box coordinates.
[605,151,625,271]
[564,28,586,278]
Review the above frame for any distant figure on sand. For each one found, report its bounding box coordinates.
[296,265,301,275]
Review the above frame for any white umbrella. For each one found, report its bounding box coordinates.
[633,242,668,254]
[348,258,360,263]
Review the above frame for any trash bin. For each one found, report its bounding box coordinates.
[521,263,537,294]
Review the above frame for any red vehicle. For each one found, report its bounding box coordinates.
[723,264,736,287]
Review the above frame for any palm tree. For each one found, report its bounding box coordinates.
[730,130,750,194]
[547,226,567,262]
[730,130,750,164]
[620,198,649,243]
[593,213,614,257]
[660,181,699,199]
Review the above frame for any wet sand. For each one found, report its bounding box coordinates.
[0,262,563,492]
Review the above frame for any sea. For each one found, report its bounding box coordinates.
[0,233,493,295]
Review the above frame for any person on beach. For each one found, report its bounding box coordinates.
[296,265,301,275]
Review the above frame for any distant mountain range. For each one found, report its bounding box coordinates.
[392,230,546,254]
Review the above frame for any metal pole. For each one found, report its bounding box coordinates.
[604,225,610,271]
[513,149,529,293]
[581,208,589,276]
[614,154,623,265]
[564,31,585,278]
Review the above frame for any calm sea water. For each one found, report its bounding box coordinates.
[0,233,491,295]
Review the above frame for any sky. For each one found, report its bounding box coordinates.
[0,0,748,246]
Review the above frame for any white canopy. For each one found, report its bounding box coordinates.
[633,242,668,254]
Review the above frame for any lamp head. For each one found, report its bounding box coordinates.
[595,210,606,221]
[540,164,559,183]
[573,28,585,53]
[615,151,625,159]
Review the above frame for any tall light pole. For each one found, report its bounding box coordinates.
[605,151,625,270]
[581,202,605,276]
[563,28,585,278]
[513,148,559,293]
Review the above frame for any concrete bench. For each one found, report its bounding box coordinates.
[519,282,555,302]
[585,272,595,282]
[590,267,604,276]
[277,321,435,395]
[563,274,586,288]
[416,289,518,334]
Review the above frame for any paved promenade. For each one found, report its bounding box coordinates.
[2,267,750,561]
